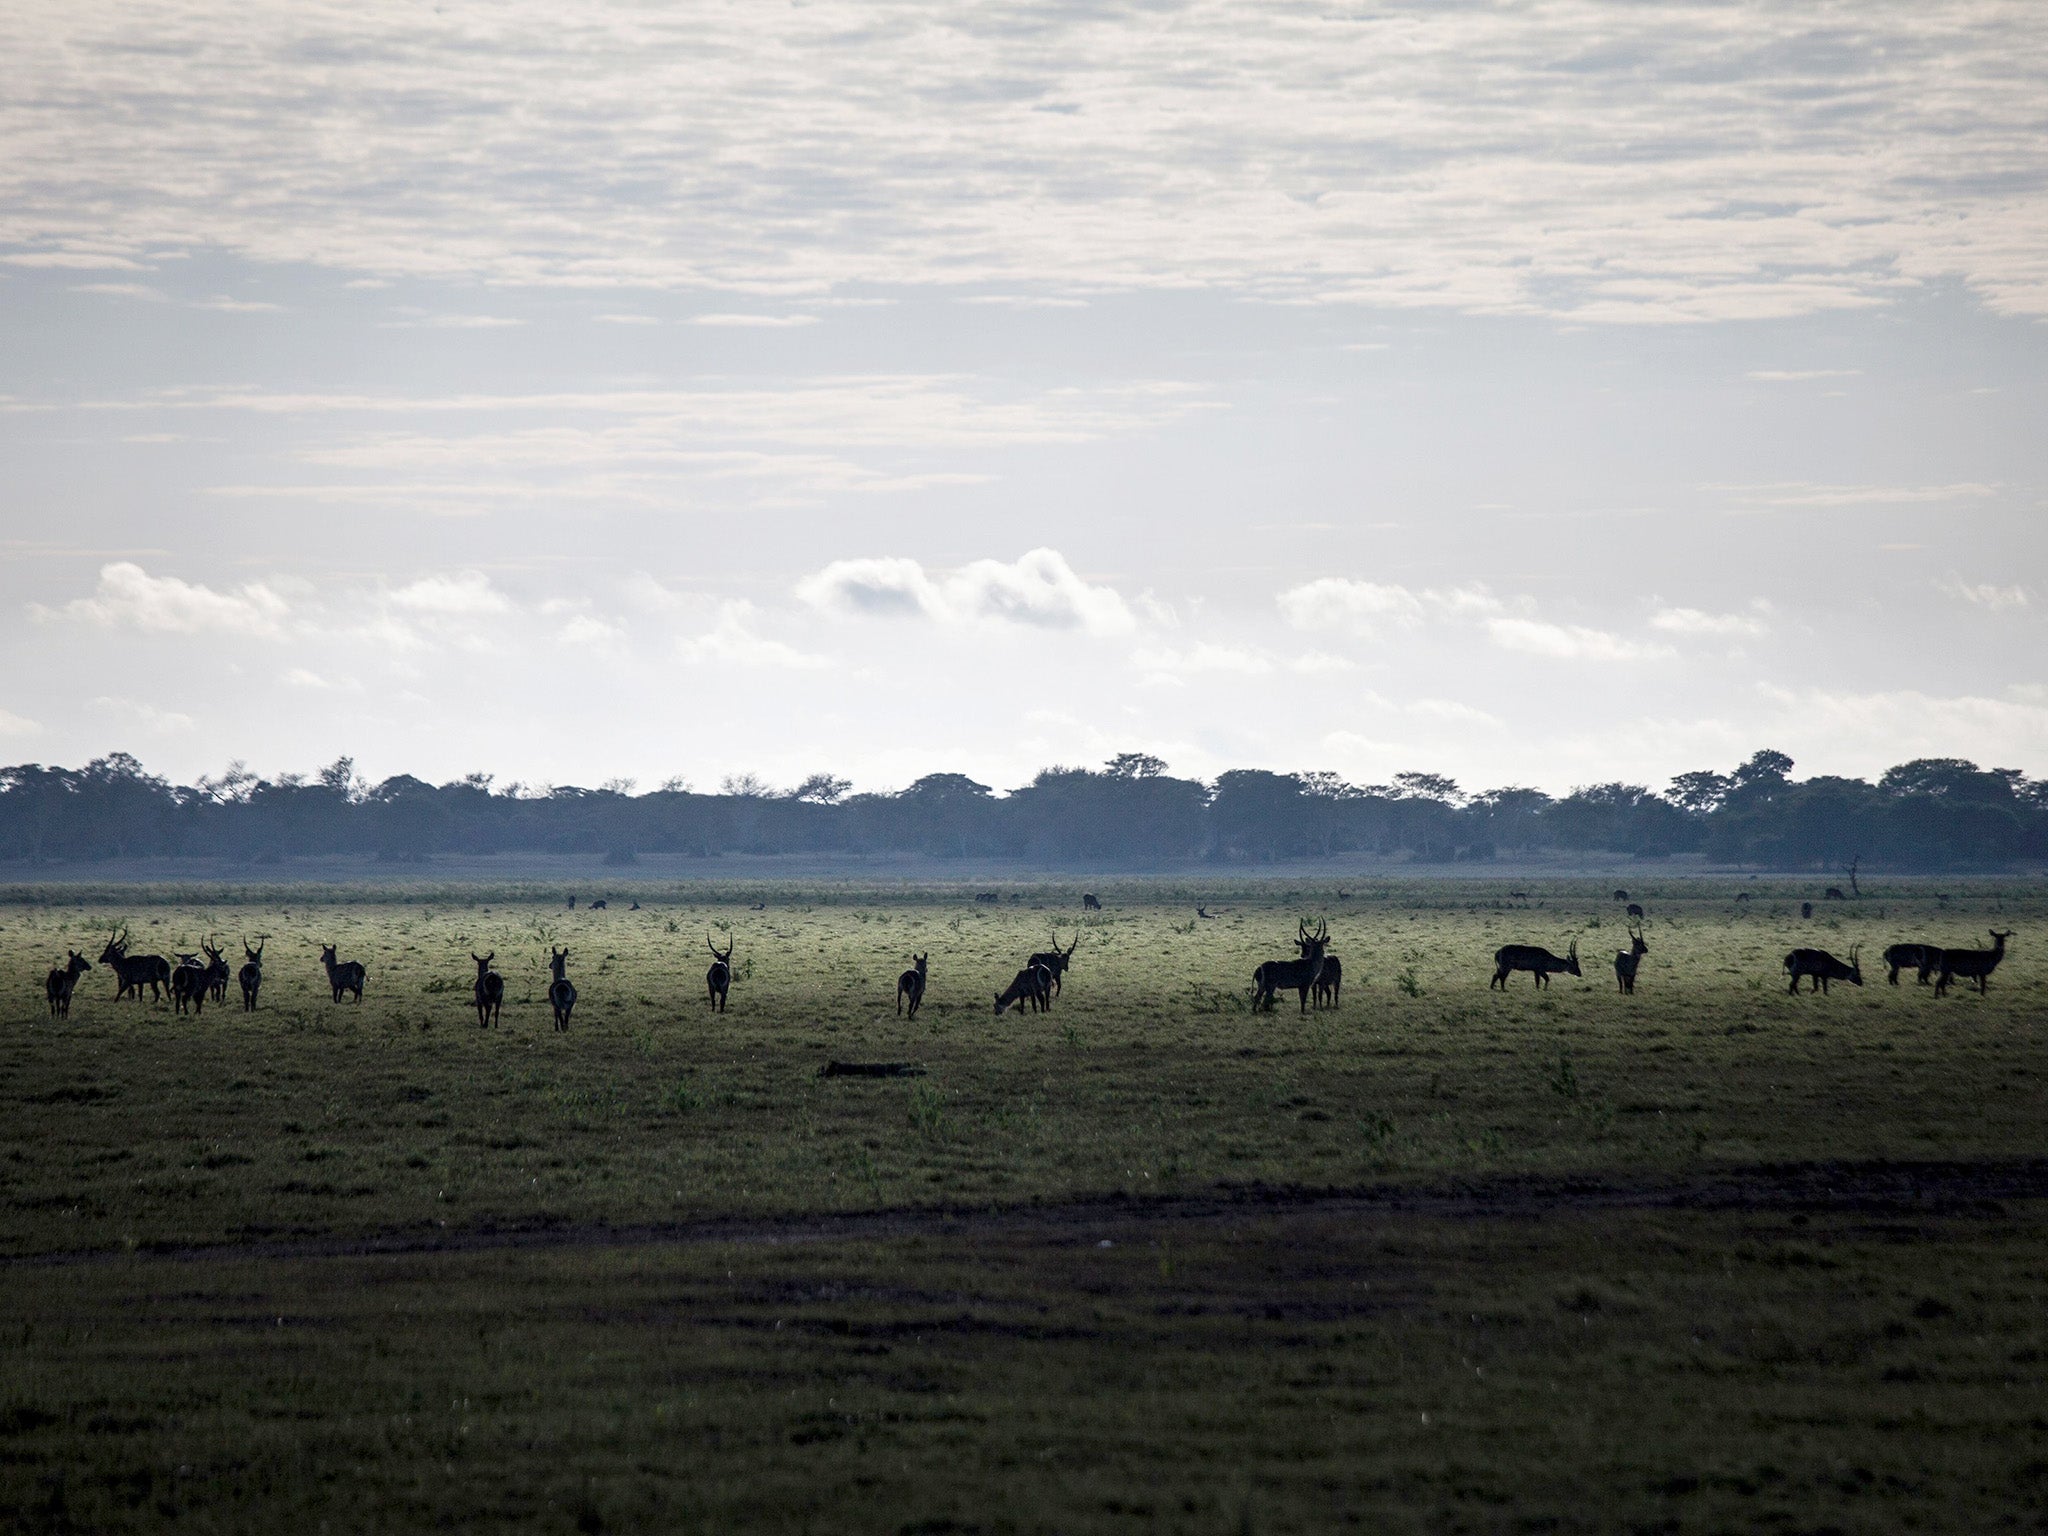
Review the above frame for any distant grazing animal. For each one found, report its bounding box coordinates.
[1197,907,1217,920]
[1083,893,1102,911]
[1612,889,1629,902]
[974,892,1000,905]
[629,901,641,911]
[1824,887,1847,901]
[1313,954,1343,1009]
[995,964,1052,1016]
[547,947,577,1031]
[1935,930,2013,997]
[706,933,734,1012]
[1784,946,1861,994]
[1491,939,1581,991]
[897,953,928,1019]
[1614,925,1648,994]
[99,929,170,1003]
[1509,891,1530,901]
[170,952,208,1015]
[472,951,504,1027]
[1882,942,1939,986]
[44,951,91,1019]
[1253,919,1329,1015]
[238,939,264,1011]
[589,899,607,911]
[1336,890,1352,901]
[1734,892,1753,903]
[1026,929,1079,998]
[201,939,231,1005]
[1800,902,1814,919]
[320,943,366,1003]
[1625,902,1645,920]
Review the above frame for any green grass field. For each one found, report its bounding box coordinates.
[2,878,2043,1531]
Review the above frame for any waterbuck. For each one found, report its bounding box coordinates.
[472,951,504,1027]
[1882,942,1939,986]
[170,952,208,1015]
[238,939,264,1012]
[1491,939,1580,990]
[201,939,231,1005]
[1313,954,1343,1010]
[1253,919,1329,1014]
[99,929,170,1003]
[706,933,734,1012]
[1027,929,1079,998]
[547,947,577,1031]
[897,953,928,1019]
[995,964,1052,1016]
[319,943,366,1003]
[1784,945,1861,994]
[44,951,91,1018]
[1934,930,2013,997]
[1614,925,1648,994]
[1082,893,1102,911]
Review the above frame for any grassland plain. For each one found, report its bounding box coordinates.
[1,877,2044,1531]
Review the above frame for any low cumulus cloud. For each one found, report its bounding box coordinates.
[676,600,832,670]
[798,548,1136,635]
[1938,575,2030,612]
[1649,605,1770,638]
[39,561,290,636]
[1281,576,1667,662]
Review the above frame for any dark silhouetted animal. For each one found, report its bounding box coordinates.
[1800,901,1814,919]
[897,953,928,1018]
[567,894,576,909]
[1735,892,1752,903]
[1784,946,1861,994]
[590,899,607,911]
[44,951,91,1018]
[170,952,207,1015]
[201,939,230,1005]
[1197,907,1217,920]
[1882,942,1938,986]
[238,939,264,1011]
[99,930,170,1003]
[1824,887,1847,901]
[1313,954,1343,1009]
[1612,889,1628,902]
[1614,926,1648,994]
[1625,902,1645,920]
[472,951,503,1027]
[995,964,1052,1015]
[974,892,999,904]
[547,947,576,1031]
[1935,930,2013,997]
[1336,890,1352,901]
[1253,919,1329,1014]
[1492,939,1581,990]
[706,934,734,1012]
[320,943,366,1003]
[1027,930,1079,997]
[1082,893,1102,911]
[629,901,641,911]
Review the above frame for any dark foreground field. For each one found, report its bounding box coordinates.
[2,878,2042,1531]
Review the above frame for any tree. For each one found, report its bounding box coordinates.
[1667,770,1731,815]
[720,772,774,799]
[1731,750,1793,794]
[790,772,853,804]
[1104,752,1168,779]
[317,756,365,802]
[1393,771,1461,804]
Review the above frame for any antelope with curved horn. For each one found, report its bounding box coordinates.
[99,927,170,1003]
[319,943,366,1003]
[1252,918,1328,1015]
[1491,938,1581,990]
[472,951,503,1027]
[706,933,734,1012]
[1935,930,2013,997]
[897,953,928,1019]
[547,946,577,1031]
[238,938,264,1012]
[201,939,231,1006]
[44,951,91,1019]
[1784,945,1861,994]
[1026,929,1079,998]
[1614,923,1648,995]
[170,951,208,1015]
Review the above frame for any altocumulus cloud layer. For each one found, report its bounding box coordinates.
[0,1,2044,796]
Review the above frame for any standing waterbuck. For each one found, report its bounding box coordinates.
[1784,945,1862,994]
[1883,942,1940,986]
[1614,924,1648,995]
[472,952,504,1027]
[44,951,91,1018]
[546,947,577,1031]
[170,951,209,1015]
[897,953,928,1019]
[1252,919,1329,1015]
[1935,930,2013,997]
[319,943,366,1003]
[1027,929,1080,998]
[99,929,170,1003]
[238,939,264,1012]
[1491,939,1580,991]
[706,933,734,1012]
[201,939,231,1006]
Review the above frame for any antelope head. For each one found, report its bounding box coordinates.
[471,950,495,974]
[708,933,734,966]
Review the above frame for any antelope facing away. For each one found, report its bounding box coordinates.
[1253,919,1329,1015]
[99,929,170,1003]
[1027,929,1080,998]
[897,953,928,1019]
[44,951,91,1019]
[1784,945,1861,994]
[320,943,366,1003]
[170,952,208,1015]
[472,951,504,1027]
[1935,930,2013,997]
[995,964,1052,1016]
[547,947,577,1031]
[706,933,734,1012]
[238,939,264,1011]
[1614,924,1648,994]
[1882,942,1939,986]
[1491,939,1580,991]
[201,940,231,1005]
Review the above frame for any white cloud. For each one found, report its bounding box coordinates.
[677,600,831,670]
[1277,578,1502,638]
[2,251,147,270]
[40,561,288,636]
[90,696,195,734]
[1650,606,1769,638]
[798,548,1136,635]
[558,615,626,648]
[283,668,331,688]
[689,313,819,328]
[1485,618,1669,663]
[1938,576,2030,612]
[0,708,41,735]
[69,282,165,300]
[1717,481,2000,509]
[386,571,513,618]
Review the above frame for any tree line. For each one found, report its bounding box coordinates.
[2,749,2043,871]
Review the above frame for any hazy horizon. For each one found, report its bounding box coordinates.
[5,2,2045,797]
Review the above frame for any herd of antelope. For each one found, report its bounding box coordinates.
[36,905,2024,1028]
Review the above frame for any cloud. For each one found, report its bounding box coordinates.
[385,571,513,618]
[1277,578,1502,638]
[69,282,165,300]
[558,614,626,648]
[1746,369,1861,382]
[1650,606,1769,638]
[677,600,831,670]
[1485,618,1669,662]
[283,668,331,688]
[689,313,818,328]
[40,561,288,636]
[1938,575,2030,612]
[798,548,1136,635]
[1717,482,2000,509]
[2,251,147,270]
[0,708,41,736]
[90,696,195,734]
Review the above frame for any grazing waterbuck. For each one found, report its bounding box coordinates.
[44,951,91,1019]
[1027,930,1080,998]
[1784,945,1862,994]
[238,939,264,1011]
[706,933,734,1012]
[99,929,170,1003]
[1082,893,1102,911]
[1252,919,1329,1014]
[1491,939,1580,990]
[1613,925,1648,994]
[472,952,504,1027]
[1882,942,1939,986]
[995,964,1052,1016]
[319,943,366,1003]
[1935,930,2013,997]
[897,953,928,1019]
[547,947,577,1031]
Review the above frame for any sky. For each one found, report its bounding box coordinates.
[2,0,2045,799]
